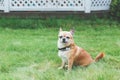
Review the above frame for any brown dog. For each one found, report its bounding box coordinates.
[58,28,105,70]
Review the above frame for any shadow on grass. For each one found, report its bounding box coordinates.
[0,16,119,29]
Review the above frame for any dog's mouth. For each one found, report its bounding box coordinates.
[62,41,68,43]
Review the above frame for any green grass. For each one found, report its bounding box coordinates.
[0,17,120,80]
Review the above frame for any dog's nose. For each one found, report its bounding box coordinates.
[63,38,66,43]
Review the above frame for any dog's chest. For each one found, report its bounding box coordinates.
[58,50,70,62]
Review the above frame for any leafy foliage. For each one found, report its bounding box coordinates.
[110,0,120,19]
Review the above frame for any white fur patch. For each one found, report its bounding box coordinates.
[58,50,70,64]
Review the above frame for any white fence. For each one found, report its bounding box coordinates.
[0,0,111,13]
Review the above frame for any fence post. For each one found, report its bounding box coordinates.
[84,0,91,13]
[4,0,9,12]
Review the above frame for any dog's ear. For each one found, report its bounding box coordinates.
[70,29,74,35]
[59,27,62,32]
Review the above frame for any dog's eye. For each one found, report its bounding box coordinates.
[59,36,62,38]
[66,36,70,39]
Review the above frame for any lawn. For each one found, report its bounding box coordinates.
[0,17,120,80]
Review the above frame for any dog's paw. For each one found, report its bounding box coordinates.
[58,66,63,70]
[65,65,68,68]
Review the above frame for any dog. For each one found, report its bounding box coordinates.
[57,28,105,70]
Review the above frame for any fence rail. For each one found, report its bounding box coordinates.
[0,0,111,13]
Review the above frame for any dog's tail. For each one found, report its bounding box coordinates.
[95,52,105,62]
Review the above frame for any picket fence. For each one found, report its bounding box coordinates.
[0,0,111,13]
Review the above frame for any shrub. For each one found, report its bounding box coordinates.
[110,0,120,19]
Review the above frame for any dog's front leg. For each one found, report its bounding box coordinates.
[68,57,74,71]
[58,59,65,69]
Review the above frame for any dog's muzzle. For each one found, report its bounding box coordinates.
[62,38,67,43]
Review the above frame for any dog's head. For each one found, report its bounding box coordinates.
[58,28,74,45]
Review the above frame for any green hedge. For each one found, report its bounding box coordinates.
[110,0,120,19]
